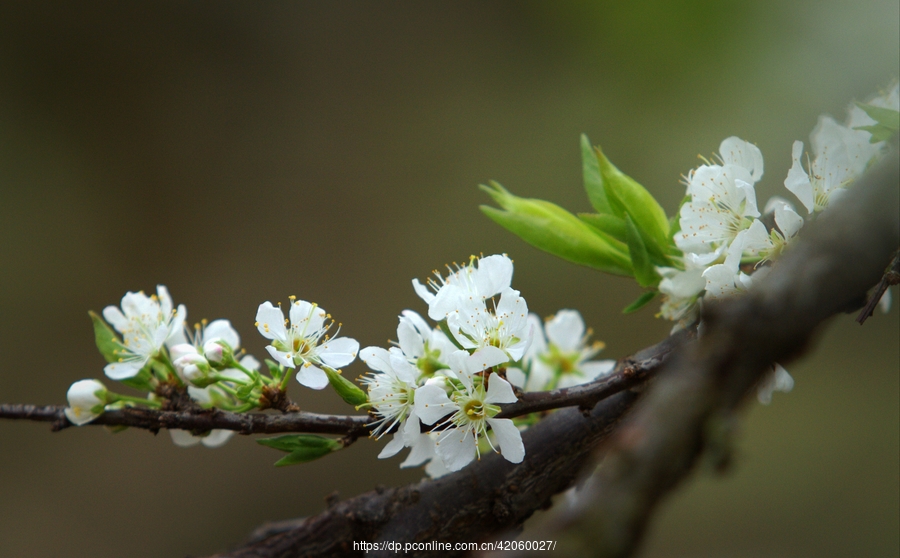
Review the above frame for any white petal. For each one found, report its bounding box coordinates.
[156,285,174,317]
[544,310,585,352]
[290,299,326,334]
[774,203,804,240]
[104,360,144,380]
[506,367,526,390]
[397,317,425,359]
[878,289,892,314]
[256,302,287,341]
[360,346,392,372]
[295,364,329,389]
[435,428,476,472]
[473,254,514,297]
[400,435,435,468]
[204,319,240,349]
[169,429,202,447]
[484,375,517,405]
[201,430,234,448]
[318,337,359,368]
[378,435,406,459]
[265,345,295,368]
[784,141,813,213]
[465,346,510,376]
[414,384,456,425]
[102,305,128,333]
[487,418,524,463]
[719,137,764,183]
[412,278,435,304]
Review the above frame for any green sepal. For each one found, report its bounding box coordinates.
[264,359,283,380]
[324,368,367,407]
[90,311,122,364]
[257,434,342,467]
[578,213,627,243]
[622,291,658,314]
[624,214,659,288]
[480,182,633,277]
[581,134,615,215]
[594,145,671,258]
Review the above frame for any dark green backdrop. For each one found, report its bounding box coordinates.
[1,2,897,557]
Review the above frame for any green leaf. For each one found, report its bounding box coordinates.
[480,182,633,277]
[324,368,368,407]
[624,214,659,288]
[855,124,897,144]
[257,434,342,466]
[854,103,900,143]
[90,311,122,364]
[578,213,627,243]
[581,134,614,215]
[622,291,658,314]
[854,102,900,130]
[595,146,671,257]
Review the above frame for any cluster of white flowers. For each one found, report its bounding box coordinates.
[658,83,898,402]
[359,254,616,475]
[67,287,360,450]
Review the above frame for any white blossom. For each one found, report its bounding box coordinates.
[413,254,513,321]
[255,298,358,389]
[415,347,523,471]
[103,286,186,380]
[445,287,533,361]
[359,346,419,439]
[675,137,763,255]
[508,311,614,391]
[743,198,804,261]
[64,379,108,426]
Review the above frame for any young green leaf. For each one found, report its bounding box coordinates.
[480,182,633,277]
[257,434,343,466]
[325,367,368,407]
[578,213,627,243]
[581,133,615,215]
[89,310,122,364]
[854,103,900,143]
[622,291,658,314]
[624,214,659,288]
[595,146,671,257]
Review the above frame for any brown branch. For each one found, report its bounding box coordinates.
[856,248,900,324]
[0,329,693,437]
[210,332,687,558]
[511,151,900,558]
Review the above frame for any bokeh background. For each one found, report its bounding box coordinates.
[1,2,897,557]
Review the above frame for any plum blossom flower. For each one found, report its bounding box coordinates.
[415,347,523,471]
[395,310,456,377]
[102,286,186,380]
[675,137,763,255]
[413,254,513,321]
[743,198,804,261]
[507,311,614,391]
[445,287,533,361]
[784,84,898,215]
[701,231,755,300]
[359,346,419,439]
[255,297,358,389]
[64,379,108,426]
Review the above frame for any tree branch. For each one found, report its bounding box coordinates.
[0,329,692,437]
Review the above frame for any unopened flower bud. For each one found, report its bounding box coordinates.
[169,343,199,362]
[202,340,228,365]
[174,353,211,385]
[64,379,108,426]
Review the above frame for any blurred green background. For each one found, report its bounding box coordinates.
[0,2,897,557]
